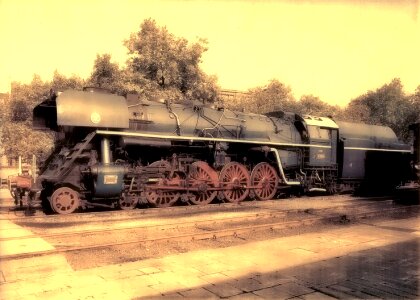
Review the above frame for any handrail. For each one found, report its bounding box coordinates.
[270,148,301,186]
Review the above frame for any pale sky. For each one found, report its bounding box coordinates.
[0,0,419,106]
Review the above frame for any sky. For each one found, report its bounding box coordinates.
[0,0,419,106]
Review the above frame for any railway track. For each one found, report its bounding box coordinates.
[1,199,418,262]
[0,194,393,222]
[2,210,291,241]
[8,197,397,237]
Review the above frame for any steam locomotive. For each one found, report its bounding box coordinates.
[29,88,412,214]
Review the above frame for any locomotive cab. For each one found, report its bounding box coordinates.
[292,115,339,193]
[302,115,338,168]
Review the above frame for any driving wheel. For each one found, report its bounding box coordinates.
[219,162,251,203]
[119,193,139,210]
[145,160,180,207]
[187,161,218,205]
[251,162,279,200]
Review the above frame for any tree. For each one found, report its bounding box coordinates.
[1,122,53,161]
[10,75,50,109]
[342,78,417,141]
[408,85,420,116]
[221,91,250,112]
[340,101,371,123]
[0,93,9,122]
[8,75,50,125]
[10,100,31,122]
[1,72,84,164]
[226,79,297,114]
[87,54,123,94]
[187,72,220,103]
[124,18,220,102]
[51,70,84,92]
[297,94,342,117]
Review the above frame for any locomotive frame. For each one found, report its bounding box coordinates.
[26,88,412,214]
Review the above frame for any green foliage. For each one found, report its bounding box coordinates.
[297,94,342,117]
[251,80,297,114]
[409,85,420,112]
[223,81,344,120]
[10,75,50,108]
[124,18,220,102]
[339,101,371,123]
[10,100,31,122]
[51,70,85,91]
[1,72,84,163]
[87,54,123,94]
[1,122,54,161]
[185,72,220,103]
[0,96,8,122]
[7,75,50,127]
[224,79,297,114]
[8,72,85,124]
[342,78,419,141]
[358,79,406,125]
[125,19,181,86]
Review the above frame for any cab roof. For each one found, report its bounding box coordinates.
[302,115,339,129]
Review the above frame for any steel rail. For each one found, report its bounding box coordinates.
[0,210,288,242]
[2,199,395,241]
[1,205,417,261]
[0,195,393,222]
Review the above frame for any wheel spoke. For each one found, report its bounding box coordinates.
[145,160,180,208]
[188,161,218,205]
[119,193,138,210]
[219,162,250,203]
[251,163,279,201]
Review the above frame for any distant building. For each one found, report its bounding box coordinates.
[220,89,249,103]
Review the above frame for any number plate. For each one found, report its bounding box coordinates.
[104,175,118,185]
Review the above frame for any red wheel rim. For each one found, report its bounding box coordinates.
[119,193,139,210]
[251,163,278,200]
[219,162,250,203]
[188,161,218,205]
[51,187,80,214]
[145,160,180,208]
[145,189,179,208]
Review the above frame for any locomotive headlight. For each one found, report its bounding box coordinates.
[90,112,101,124]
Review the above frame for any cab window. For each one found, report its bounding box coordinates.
[308,126,330,139]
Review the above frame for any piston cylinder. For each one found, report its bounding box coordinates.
[91,164,125,198]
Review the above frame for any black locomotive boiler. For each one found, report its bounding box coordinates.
[31,88,412,214]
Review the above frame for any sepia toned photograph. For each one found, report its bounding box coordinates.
[0,0,419,299]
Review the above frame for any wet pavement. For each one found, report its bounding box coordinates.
[0,189,419,299]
